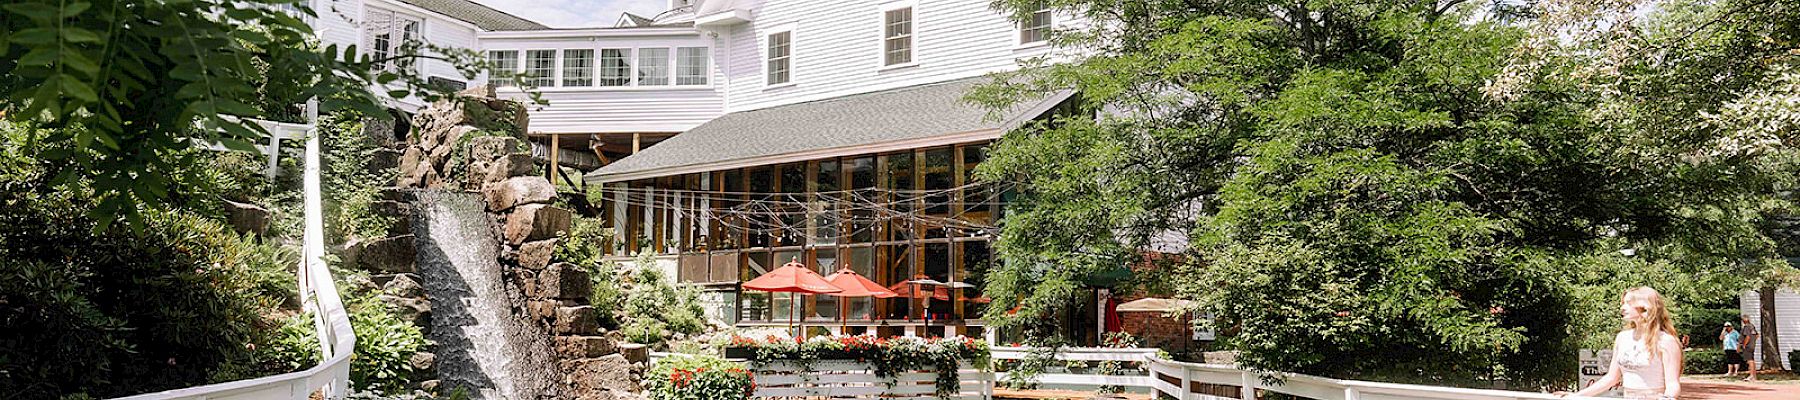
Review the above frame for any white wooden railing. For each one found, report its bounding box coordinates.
[991,347,1606,400]
[115,107,358,399]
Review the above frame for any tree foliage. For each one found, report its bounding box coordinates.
[974,0,1798,386]
[0,0,489,231]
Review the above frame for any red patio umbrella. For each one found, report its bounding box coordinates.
[743,261,841,338]
[824,268,897,331]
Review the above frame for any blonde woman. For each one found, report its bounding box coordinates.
[1562,287,1683,400]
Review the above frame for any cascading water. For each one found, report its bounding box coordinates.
[410,190,560,399]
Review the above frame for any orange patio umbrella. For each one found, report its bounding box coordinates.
[743,261,842,338]
[824,268,897,330]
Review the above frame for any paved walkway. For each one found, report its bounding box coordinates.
[1680,379,1800,400]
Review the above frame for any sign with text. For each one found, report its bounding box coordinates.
[1578,349,1621,397]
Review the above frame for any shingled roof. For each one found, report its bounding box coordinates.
[395,0,548,31]
[587,77,1076,183]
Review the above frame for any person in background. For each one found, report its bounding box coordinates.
[1721,322,1744,376]
[1739,315,1760,381]
[1562,287,1683,400]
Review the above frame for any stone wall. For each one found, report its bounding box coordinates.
[381,93,637,399]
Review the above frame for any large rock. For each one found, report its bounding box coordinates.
[370,200,413,236]
[504,204,572,245]
[536,263,592,300]
[396,146,427,187]
[380,294,431,328]
[485,153,538,185]
[382,273,424,298]
[483,177,557,212]
[353,235,417,273]
[369,148,404,172]
[559,354,640,398]
[517,239,558,270]
[555,336,618,359]
[616,343,649,365]
[469,136,520,165]
[554,306,600,335]
[222,199,271,236]
[409,351,438,375]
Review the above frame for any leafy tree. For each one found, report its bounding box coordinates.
[0,0,491,231]
[973,0,1797,386]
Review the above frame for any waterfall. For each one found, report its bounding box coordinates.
[410,190,560,399]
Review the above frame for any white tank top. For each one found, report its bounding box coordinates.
[1614,331,1669,391]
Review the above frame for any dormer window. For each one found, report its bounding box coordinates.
[882,6,913,66]
[1020,1,1051,44]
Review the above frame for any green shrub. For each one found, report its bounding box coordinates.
[346,296,430,393]
[1675,308,1740,349]
[1684,349,1726,374]
[588,261,624,328]
[321,113,398,243]
[621,253,708,347]
[646,355,754,400]
[556,217,614,267]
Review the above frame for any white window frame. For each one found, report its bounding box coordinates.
[763,25,796,88]
[598,48,634,87]
[675,46,712,86]
[562,49,595,87]
[524,49,558,87]
[1017,1,1053,47]
[487,50,520,87]
[879,0,917,70]
[364,8,425,74]
[637,47,673,86]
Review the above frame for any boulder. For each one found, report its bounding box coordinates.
[418,380,442,393]
[517,238,558,270]
[616,343,649,365]
[554,306,600,335]
[555,336,618,359]
[409,351,437,375]
[536,263,592,300]
[396,146,427,187]
[222,199,271,237]
[353,235,417,273]
[486,153,537,184]
[382,273,424,298]
[379,295,431,327]
[469,136,520,165]
[369,148,404,172]
[528,300,560,320]
[559,354,640,396]
[483,177,557,212]
[504,204,571,245]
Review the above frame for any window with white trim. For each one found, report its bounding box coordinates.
[638,48,671,86]
[1020,1,1051,44]
[676,47,710,85]
[487,50,519,86]
[364,9,423,73]
[563,49,594,87]
[600,48,633,86]
[524,50,556,87]
[883,7,913,66]
[766,31,791,85]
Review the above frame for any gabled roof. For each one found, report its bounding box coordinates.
[394,0,548,31]
[587,77,1076,183]
[616,12,657,27]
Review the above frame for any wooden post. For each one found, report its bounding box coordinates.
[549,134,561,186]
[632,132,642,154]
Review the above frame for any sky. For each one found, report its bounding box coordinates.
[474,0,668,29]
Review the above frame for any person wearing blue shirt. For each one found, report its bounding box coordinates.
[1721,323,1744,376]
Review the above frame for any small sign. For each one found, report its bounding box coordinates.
[1192,313,1216,341]
[1578,349,1620,397]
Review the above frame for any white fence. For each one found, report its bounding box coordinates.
[753,360,993,400]
[991,347,1602,400]
[115,111,358,400]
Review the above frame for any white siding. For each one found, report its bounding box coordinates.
[1740,289,1800,369]
[719,0,1068,112]
[310,0,364,50]
[483,34,727,134]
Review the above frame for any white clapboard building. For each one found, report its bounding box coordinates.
[1741,288,1800,370]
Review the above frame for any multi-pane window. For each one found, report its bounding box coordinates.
[676,47,710,85]
[487,50,518,86]
[638,48,671,86]
[883,7,913,66]
[563,49,594,87]
[766,32,791,85]
[600,48,633,86]
[524,50,556,87]
[1020,1,1051,44]
[364,9,423,73]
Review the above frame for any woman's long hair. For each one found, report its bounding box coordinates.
[1623,287,1679,358]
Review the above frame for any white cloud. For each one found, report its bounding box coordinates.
[474,0,668,29]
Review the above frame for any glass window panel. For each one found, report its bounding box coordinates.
[638,47,670,86]
[923,147,954,238]
[1020,1,1052,44]
[885,152,915,241]
[883,8,912,65]
[814,249,840,320]
[525,50,556,87]
[766,32,791,85]
[959,241,991,319]
[562,49,594,87]
[845,247,875,320]
[923,242,952,319]
[677,47,710,85]
[487,50,518,86]
[715,170,744,250]
[746,167,773,248]
[599,48,632,86]
[847,157,877,243]
[884,244,915,319]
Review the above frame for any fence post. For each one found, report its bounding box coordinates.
[1344,387,1360,400]
[1240,371,1257,400]
[1178,362,1193,400]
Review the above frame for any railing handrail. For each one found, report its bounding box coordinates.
[114,108,357,400]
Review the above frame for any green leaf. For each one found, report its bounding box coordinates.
[62,28,101,43]
[387,90,411,98]
[9,28,57,45]
[59,75,99,103]
[61,2,91,18]
[2,3,59,21]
